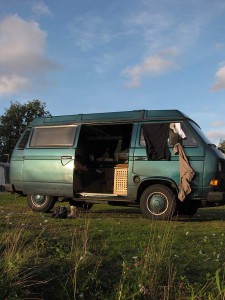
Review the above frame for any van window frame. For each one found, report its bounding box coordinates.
[17,129,31,150]
[29,125,77,148]
[138,121,198,148]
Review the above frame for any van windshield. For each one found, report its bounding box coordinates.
[189,121,212,145]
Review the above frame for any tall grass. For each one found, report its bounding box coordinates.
[1,208,225,299]
[115,220,176,300]
[64,217,102,299]
[0,221,48,299]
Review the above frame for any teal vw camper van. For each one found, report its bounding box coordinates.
[6,110,225,220]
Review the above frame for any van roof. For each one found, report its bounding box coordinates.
[30,109,190,126]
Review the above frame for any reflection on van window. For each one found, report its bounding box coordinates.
[18,129,31,149]
[30,126,77,147]
[140,122,197,147]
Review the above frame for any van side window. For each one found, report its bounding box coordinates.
[140,122,197,147]
[18,129,31,149]
[30,126,77,147]
[180,123,197,146]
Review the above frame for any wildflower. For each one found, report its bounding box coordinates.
[139,284,146,294]
[78,293,84,298]
[199,250,203,255]
[185,231,189,235]
[44,219,48,223]
[204,258,210,262]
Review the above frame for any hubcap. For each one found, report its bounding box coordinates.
[147,192,168,215]
[31,195,47,207]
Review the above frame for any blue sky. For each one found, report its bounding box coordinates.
[0,0,225,144]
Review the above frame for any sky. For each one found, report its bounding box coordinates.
[0,0,225,144]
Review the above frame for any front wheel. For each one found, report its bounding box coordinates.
[140,185,176,220]
[27,194,56,212]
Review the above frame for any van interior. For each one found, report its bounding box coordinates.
[74,123,133,195]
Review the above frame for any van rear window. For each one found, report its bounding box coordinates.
[30,126,77,147]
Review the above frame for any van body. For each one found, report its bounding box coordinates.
[6,110,225,220]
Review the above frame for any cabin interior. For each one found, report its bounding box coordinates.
[74,123,133,194]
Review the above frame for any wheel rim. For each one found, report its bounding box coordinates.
[31,195,48,207]
[146,192,169,216]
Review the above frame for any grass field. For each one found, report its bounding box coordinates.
[1,192,225,299]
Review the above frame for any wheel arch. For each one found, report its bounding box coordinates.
[136,177,179,203]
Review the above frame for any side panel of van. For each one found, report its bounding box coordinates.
[131,121,205,199]
[10,129,32,192]
[22,125,79,196]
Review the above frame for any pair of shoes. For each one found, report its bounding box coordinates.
[52,206,68,218]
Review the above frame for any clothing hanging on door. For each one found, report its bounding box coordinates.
[142,123,170,160]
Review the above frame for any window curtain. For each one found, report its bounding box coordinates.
[142,124,170,160]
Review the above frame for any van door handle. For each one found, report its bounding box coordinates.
[61,156,73,166]
[134,156,147,161]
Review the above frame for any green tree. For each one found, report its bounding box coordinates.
[0,100,51,159]
[218,139,225,153]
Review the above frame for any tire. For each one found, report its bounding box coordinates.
[140,184,176,220]
[27,194,56,212]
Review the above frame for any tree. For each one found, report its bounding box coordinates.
[0,100,51,159]
[218,139,225,153]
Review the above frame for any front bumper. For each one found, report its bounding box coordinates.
[208,191,225,202]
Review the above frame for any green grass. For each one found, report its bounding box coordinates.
[1,192,225,299]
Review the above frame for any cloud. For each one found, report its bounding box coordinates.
[70,14,111,52]
[215,43,224,50]
[0,15,58,95]
[0,75,29,95]
[32,1,52,16]
[206,130,225,144]
[211,120,225,128]
[211,64,225,91]
[122,49,178,88]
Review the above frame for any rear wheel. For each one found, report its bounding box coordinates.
[140,184,176,220]
[27,194,56,212]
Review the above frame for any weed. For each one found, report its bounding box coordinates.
[1,193,225,299]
